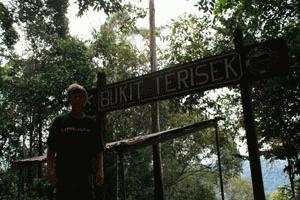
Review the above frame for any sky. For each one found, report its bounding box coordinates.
[10,0,200,56]
[66,0,200,41]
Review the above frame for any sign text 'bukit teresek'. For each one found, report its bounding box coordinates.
[98,52,242,111]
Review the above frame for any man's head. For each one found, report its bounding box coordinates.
[67,83,88,99]
[67,83,88,111]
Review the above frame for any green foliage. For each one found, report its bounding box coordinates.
[212,0,299,39]
[77,0,123,16]
[269,177,300,200]
[270,187,290,200]
[90,3,147,83]
[0,36,95,166]
[0,2,18,48]
[194,0,216,14]
[0,2,18,66]
[88,6,156,199]
[5,0,296,199]
[0,168,18,200]
[166,173,217,200]
[0,1,138,200]
[159,13,244,199]
[0,167,50,200]
[124,148,154,200]
[2,0,124,51]
[162,14,238,113]
[46,0,69,38]
[10,0,69,46]
[196,0,300,192]
[89,7,243,199]
[225,176,253,200]
[163,15,216,65]
[253,72,300,164]
[161,103,241,199]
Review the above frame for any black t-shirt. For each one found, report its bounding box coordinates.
[47,113,102,179]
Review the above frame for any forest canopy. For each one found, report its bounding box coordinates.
[0,0,299,199]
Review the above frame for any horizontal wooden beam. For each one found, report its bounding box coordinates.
[12,117,224,166]
[106,117,223,152]
[12,155,47,166]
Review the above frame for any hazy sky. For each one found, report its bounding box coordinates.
[67,0,199,40]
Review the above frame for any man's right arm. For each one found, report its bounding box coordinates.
[47,148,57,186]
[46,116,61,186]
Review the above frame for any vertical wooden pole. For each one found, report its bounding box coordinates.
[233,29,266,200]
[96,72,107,200]
[215,123,225,200]
[149,0,164,199]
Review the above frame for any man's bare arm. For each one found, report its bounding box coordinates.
[96,151,104,186]
[47,148,57,186]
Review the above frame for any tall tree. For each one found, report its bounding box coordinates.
[149,0,164,199]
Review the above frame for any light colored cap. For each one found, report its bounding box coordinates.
[67,83,88,98]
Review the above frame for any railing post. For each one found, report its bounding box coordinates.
[215,122,225,200]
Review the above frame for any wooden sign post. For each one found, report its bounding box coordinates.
[96,35,288,200]
[96,72,107,200]
[234,29,265,200]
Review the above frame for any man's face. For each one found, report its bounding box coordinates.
[69,92,86,111]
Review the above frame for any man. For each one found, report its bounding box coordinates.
[47,83,104,200]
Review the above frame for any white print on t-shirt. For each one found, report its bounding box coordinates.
[60,127,91,134]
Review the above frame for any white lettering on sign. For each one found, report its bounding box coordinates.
[195,64,209,85]
[119,85,127,102]
[98,52,241,111]
[99,80,143,108]
[225,56,238,78]
[100,90,110,107]
[210,60,224,82]
[177,69,189,89]
[165,73,176,93]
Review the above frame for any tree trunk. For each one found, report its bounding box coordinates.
[149,0,164,199]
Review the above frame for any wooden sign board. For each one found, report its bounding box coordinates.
[98,38,288,112]
[244,37,288,80]
[98,52,241,112]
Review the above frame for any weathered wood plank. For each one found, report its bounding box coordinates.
[12,118,223,166]
[12,155,47,166]
[105,118,222,152]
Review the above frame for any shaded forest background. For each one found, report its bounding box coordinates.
[0,0,299,199]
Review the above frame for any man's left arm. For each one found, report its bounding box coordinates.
[96,151,104,186]
[92,116,105,187]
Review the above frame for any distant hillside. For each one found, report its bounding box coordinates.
[242,157,289,193]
